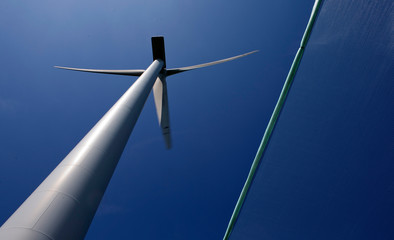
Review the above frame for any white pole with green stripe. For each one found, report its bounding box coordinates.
[223,0,323,238]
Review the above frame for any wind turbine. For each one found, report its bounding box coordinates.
[0,37,257,240]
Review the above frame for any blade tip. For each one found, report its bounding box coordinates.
[54,66,67,70]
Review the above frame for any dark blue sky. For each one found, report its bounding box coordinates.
[230,1,394,239]
[0,1,315,239]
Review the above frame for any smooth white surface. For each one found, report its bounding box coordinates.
[0,60,163,240]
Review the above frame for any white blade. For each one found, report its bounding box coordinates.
[54,66,145,76]
[166,50,258,76]
[153,74,171,149]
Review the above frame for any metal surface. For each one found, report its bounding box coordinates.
[0,59,163,240]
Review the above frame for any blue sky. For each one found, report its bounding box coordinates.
[0,0,315,239]
[229,1,394,239]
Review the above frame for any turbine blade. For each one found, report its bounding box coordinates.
[153,74,171,149]
[166,50,258,76]
[54,66,145,76]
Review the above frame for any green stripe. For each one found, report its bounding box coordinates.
[223,1,323,239]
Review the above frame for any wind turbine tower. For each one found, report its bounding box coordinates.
[0,37,256,240]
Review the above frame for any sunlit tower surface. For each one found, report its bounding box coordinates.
[0,36,256,240]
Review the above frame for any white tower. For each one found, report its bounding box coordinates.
[0,37,256,240]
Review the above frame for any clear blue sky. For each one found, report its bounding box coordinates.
[0,1,315,239]
[229,1,394,239]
